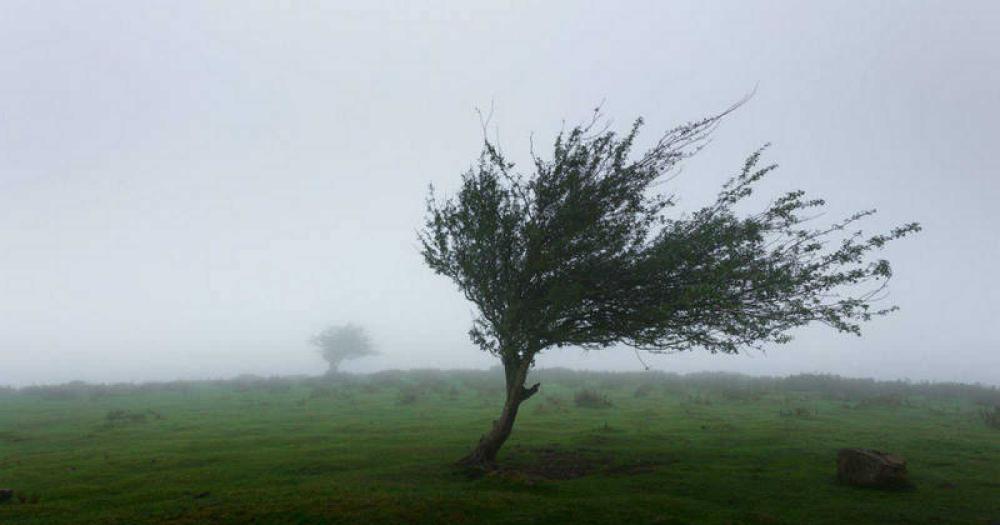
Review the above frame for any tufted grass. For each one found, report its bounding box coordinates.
[0,370,997,524]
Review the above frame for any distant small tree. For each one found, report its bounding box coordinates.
[419,103,920,469]
[311,323,376,374]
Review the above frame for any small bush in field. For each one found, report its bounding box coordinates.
[685,393,713,406]
[369,370,407,390]
[779,406,814,418]
[309,385,338,399]
[231,375,294,394]
[633,383,655,398]
[719,386,766,402]
[465,380,504,399]
[397,388,420,405]
[11,492,40,505]
[978,404,1000,429]
[534,395,569,414]
[856,394,906,409]
[574,389,613,409]
[105,409,148,425]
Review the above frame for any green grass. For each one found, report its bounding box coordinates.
[0,371,997,524]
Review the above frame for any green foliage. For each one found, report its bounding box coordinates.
[420,106,920,364]
[396,388,420,405]
[778,406,815,418]
[978,404,1000,429]
[632,383,655,398]
[311,323,377,373]
[573,389,613,408]
[420,108,921,463]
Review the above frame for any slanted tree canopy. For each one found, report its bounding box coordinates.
[419,105,919,468]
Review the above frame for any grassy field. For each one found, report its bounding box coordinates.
[0,369,997,524]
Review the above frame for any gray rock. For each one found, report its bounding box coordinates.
[836,448,909,488]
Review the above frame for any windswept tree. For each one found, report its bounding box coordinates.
[419,104,919,469]
[311,323,376,374]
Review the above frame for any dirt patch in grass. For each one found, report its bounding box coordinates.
[514,446,611,479]
[0,431,29,444]
[604,458,665,476]
[501,445,667,480]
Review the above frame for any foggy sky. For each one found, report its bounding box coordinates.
[2,1,998,387]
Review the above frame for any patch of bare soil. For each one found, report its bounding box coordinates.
[501,445,667,480]
[604,458,663,476]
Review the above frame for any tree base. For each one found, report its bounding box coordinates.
[455,452,498,477]
[455,365,540,477]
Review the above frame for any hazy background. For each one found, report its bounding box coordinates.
[2,1,997,387]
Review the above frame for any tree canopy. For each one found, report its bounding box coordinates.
[418,105,919,467]
[311,323,376,374]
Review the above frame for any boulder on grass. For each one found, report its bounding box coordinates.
[0,489,12,504]
[836,448,909,488]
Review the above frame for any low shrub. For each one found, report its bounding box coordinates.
[105,409,148,425]
[855,394,907,409]
[534,395,569,414]
[574,389,613,409]
[778,407,814,418]
[397,388,420,405]
[978,404,1000,429]
[309,385,339,399]
[684,393,713,406]
[633,384,655,398]
[719,386,767,402]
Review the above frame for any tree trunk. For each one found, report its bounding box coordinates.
[458,357,539,470]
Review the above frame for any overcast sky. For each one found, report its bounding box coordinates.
[1,1,998,387]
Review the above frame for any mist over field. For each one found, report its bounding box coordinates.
[2,1,998,387]
[3,4,1000,524]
